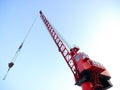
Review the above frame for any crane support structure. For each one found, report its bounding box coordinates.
[39,10,112,90]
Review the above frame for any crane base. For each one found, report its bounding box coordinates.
[75,70,112,89]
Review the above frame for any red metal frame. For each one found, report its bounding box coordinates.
[39,10,112,90]
[40,11,79,81]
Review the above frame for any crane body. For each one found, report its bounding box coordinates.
[39,10,112,90]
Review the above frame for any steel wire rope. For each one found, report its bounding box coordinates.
[3,13,39,80]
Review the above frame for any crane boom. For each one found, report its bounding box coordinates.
[39,10,112,90]
[40,11,79,80]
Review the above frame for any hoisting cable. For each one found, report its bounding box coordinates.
[3,13,39,80]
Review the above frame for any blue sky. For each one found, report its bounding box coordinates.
[0,0,120,90]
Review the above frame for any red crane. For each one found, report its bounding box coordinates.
[39,10,112,90]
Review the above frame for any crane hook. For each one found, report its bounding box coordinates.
[8,62,14,69]
[3,62,14,80]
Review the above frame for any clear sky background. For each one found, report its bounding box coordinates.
[0,0,120,90]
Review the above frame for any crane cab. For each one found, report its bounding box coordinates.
[73,51,112,89]
[74,52,105,73]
